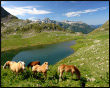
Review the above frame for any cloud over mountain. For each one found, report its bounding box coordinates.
[3,6,52,16]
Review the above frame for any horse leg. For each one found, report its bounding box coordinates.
[59,70,63,81]
[16,72,18,78]
[59,71,61,81]
[33,71,37,78]
[43,71,47,79]
[71,72,74,80]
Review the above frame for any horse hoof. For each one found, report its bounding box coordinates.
[59,79,62,81]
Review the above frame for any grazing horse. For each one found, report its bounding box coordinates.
[10,61,25,75]
[32,62,48,79]
[27,61,40,69]
[3,61,16,69]
[58,64,80,81]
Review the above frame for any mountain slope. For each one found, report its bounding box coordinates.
[1,7,98,35]
[1,7,18,23]
[89,20,109,34]
[90,24,102,29]
[52,20,109,87]
[42,18,95,34]
[57,22,94,34]
[1,7,11,18]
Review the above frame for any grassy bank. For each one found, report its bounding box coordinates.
[53,30,109,87]
[1,31,83,52]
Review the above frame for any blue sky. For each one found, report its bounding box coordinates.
[1,1,109,25]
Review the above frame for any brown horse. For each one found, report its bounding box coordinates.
[3,61,16,69]
[32,62,48,79]
[58,64,80,81]
[27,61,40,68]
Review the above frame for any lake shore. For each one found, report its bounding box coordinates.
[1,31,83,65]
[1,31,83,52]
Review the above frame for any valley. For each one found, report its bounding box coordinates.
[1,6,109,87]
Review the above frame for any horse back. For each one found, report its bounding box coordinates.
[35,61,40,65]
[59,64,71,72]
[27,61,40,68]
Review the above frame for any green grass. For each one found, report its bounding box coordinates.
[1,31,83,51]
[53,30,109,87]
[1,28,109,87]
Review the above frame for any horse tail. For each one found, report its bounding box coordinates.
[58,66,60,75]
[27,62,31,68]
[74,66,81,79]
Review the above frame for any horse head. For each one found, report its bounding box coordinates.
[3,61,11,69]
[42,62,48,70]
[42,62,48,66]
[18,61,25,70]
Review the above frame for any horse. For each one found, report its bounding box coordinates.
[10,61,25,76]
[27,61,40,69]
[3,61,16,69]
[32,62,48,79]
[58,64,80,81]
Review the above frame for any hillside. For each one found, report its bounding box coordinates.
[1,7,11,18]
[1,7,18,23]
[57,21,94,34]
[39,18,95,34]
[90,24,102,29]
[90,20,109,34]
[1,20,69,39]
[52,20,109,87]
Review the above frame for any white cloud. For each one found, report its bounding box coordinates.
[3,6,52,16]
[65,7,108,17]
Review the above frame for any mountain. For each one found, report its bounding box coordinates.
[1,7,96,34]
[40,18,95,34]
[1,7,18,23]
[1,7,11,18]
[57,21,94,34]
[89,20,109,34]
[90,24,103,29]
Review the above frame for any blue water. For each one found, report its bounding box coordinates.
[12,40,76,66]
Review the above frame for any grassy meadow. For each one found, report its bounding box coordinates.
[1,21,109,87]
